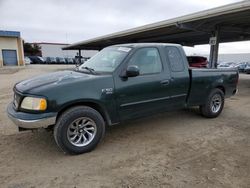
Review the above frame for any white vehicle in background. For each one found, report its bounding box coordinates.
[24,57,31,65]
[234,62,248,72]
[245,63,250,74]
[217,62,236,69]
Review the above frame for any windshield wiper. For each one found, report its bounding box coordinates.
[81,66,96,74]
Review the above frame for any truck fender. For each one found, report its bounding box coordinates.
[56,100,112,126]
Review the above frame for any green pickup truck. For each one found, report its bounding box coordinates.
[7,43,238,154]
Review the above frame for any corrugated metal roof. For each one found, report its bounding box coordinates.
[63,1,250,50]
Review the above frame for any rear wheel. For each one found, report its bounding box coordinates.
[200,88,224,118]
[54,106,105,155]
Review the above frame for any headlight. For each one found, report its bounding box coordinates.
[21,97,47,111]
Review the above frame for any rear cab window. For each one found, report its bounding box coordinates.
[165,47,185,72]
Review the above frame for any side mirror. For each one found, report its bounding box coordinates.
[126,65,140,77]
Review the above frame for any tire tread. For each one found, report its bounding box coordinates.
[53,106,105,155]
[200,88,224,118]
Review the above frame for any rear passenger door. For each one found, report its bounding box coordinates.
[164,46,190,108]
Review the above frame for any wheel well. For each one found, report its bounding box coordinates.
[216,86,225,95]
[56,102,110,125]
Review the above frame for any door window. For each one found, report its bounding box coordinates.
[127,48,162,75]
[165,47,184,72]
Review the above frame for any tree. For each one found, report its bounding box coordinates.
[23,41,42,56]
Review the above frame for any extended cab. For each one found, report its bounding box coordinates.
[7,43,238,154]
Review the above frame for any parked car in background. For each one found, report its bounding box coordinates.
[245,63,250,74]
[235,62,248,72]
[56,57,66,64]
[187,56,208,68]
[29,56,46,64]
[65,57,74,64]
[217,62,236,69]
[24,57,31,65]
[45,57,57,64]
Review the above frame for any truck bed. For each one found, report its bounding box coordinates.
[187,68,238,106]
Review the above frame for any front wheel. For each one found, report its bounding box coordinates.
[200,88,225,118]
[54,106,105,155]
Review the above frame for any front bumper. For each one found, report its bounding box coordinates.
[7,103,57,129]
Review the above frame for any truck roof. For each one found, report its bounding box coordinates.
[111,43,182,48]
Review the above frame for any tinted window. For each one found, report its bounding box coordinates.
[128,48,162,75]
[166,47,184,72]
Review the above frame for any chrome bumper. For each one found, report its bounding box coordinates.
[8,114,56,129]
[7,103,57,129]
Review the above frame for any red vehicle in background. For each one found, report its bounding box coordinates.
[187,56,208,68]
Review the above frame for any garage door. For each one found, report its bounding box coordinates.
[2,50,18,66]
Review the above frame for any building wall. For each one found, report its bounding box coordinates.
[17,38,24,66]
[202,53,250,63]
[0,37,24,66]
[217,53,250,63]
[39,43,97,58]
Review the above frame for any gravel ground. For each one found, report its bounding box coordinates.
[0,65,249,188]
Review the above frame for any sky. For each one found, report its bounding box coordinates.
[0,0,249,54]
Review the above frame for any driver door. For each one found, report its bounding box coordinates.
[114,47,172,121]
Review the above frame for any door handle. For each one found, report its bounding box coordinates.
[160,80,170,86]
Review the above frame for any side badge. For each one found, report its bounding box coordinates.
[102,88,113,95]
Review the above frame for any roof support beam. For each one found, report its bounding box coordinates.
[78,49,81,64]
[209,27,220,68]
[220,26,250,35]
[138,31,207,43]
[175,22,211,33]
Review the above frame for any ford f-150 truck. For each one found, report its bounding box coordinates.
[7,43,238,154]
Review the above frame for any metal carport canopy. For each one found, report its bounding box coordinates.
[63,1,250,51]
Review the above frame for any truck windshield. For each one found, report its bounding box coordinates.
[79,46,131,73]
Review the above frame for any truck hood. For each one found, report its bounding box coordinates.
[15,70,96,93]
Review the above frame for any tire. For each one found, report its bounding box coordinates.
[54,106,105,155]
[199,88,224,118]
